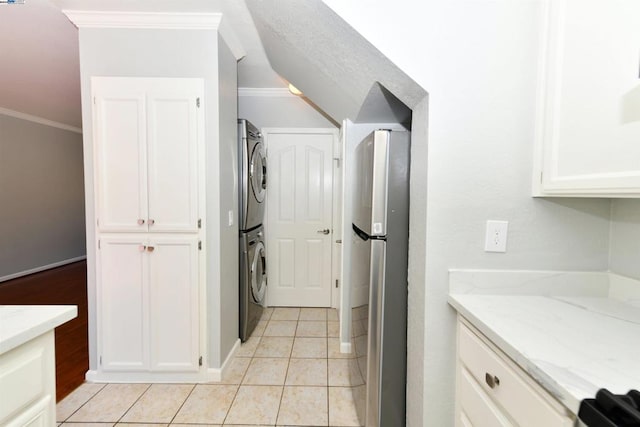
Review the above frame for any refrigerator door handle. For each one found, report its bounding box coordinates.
[352,223,370,241]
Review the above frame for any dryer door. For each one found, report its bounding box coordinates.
[250,241,267,304]
[250,143,267,203]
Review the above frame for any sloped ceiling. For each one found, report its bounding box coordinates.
[245,0,426,123]
[0,0,426,128]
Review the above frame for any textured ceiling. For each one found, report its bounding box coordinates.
[0,0,426,129]
[246,0,426,123]
[0,0,285,128]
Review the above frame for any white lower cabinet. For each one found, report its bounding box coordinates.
[455,319,575,427]
[98,235,200,376]
[0,332,55,427]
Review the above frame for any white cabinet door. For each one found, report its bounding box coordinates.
[265,129,335,307]
[148,235,199,372]
[147,82,201,232]
[98,236,148,372]
[98,235,200,373]
[93,77,202,232]
[94,81,148,232]
[534,0,640,196]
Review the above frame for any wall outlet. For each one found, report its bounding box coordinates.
[228,210,234,227]
[484,220,508,253]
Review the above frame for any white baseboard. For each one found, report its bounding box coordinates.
[85,368,209,383]
[207,338,241,382]
[0,256,87,283]
[84,340,242,384]
[340,341,352,354]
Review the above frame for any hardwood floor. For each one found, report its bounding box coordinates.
[0,261,88,401]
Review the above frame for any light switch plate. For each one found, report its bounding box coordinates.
[484,220,508,252]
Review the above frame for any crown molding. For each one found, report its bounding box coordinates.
[63,11,224,30]
[238,87,296,98]
[0,107,82,134]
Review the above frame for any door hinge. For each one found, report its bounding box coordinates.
[99,356,102,365]
[198,219,202,229]
[93,96,96,105]
[196,97,201,108]
[199,356,203,366]
[198,241,202,250]
[98,240,101,249]
[540,171,543,183]
[335,279,339,288]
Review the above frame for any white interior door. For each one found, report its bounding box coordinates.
[266,129,336,307]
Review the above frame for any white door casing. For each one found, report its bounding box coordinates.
[265,128,337,307]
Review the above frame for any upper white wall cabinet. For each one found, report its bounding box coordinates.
[93,77,203,231]
[533,0,640,197]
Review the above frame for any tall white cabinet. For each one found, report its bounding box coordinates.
[92,77,205,381]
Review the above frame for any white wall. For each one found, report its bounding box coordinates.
[323,1,612,425]
[77,27,236,370]
[238,92,336,129]
[216,36,240,364]
[0,113,86,280]
[610,200,640,280]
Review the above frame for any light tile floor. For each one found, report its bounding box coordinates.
[56,307,364,427]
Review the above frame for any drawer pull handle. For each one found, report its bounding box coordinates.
[485,373,500,389]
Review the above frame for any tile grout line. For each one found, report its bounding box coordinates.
[58,383,107,424]
[166,383,197,425]
[115,383,152,425]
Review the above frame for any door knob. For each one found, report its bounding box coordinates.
[317,229,330,235]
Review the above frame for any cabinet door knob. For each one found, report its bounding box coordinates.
[147,246,155,252]
[485,373,500,389]
[137,219,145,225]
[138,245,147,252]
[148,219,155,225]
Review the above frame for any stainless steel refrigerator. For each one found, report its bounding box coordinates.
[351,129,410,427]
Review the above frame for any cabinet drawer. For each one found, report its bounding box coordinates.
[0,338,47,424]
[458,366,513,427]
[458,322,572,427]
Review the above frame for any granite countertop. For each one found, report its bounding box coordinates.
[448,270,640,416]
[0,305,77,355]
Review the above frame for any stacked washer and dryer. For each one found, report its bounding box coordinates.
[238,119,268,342]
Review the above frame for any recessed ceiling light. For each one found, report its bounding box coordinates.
[288,83,303,96]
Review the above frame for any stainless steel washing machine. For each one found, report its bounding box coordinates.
[240,225,266,342]
[238,119,266,231]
